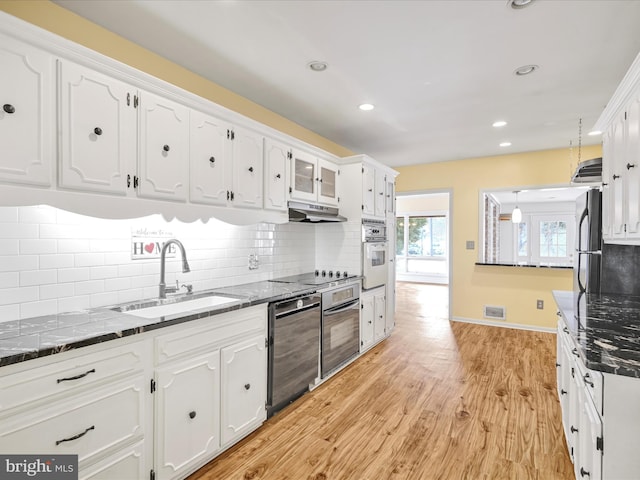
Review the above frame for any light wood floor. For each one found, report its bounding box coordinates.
[189,282,573,480]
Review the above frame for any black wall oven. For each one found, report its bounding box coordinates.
[321,282,360,378]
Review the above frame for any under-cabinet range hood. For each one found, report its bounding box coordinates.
[288,201,347,223]
[571,157,602,184]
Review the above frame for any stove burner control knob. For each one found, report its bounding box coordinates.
[315,269,319,276]
[336,271,341,278]
[343,271,348,278]
[328,270,334,278]
[321,270,326,277]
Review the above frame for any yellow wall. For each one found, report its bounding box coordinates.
[395,144,602,329]
[0,0,353,158]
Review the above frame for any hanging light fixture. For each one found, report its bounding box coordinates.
[511,190,522,223]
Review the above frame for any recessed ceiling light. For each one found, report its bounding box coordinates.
[514,64,539,76]
[588,130,602,136]
[508,0,536,9]
[307,61,328,72]
[500,142,512,147]
[359,103,375,111]
[493,120,507,127]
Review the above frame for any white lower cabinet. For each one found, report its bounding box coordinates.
[154,351,221,480]
[361,286,387,352]
[556,311,640,479]
[0,339,153,479]
[220,335,267,447]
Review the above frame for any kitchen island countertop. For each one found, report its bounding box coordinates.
[553,289,640,378]
[0,280,320,368]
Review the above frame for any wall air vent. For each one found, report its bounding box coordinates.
[484,305,506,320]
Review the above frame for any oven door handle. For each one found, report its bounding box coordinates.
[323,299,360,315]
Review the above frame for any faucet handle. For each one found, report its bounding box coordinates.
[181,284,193,295]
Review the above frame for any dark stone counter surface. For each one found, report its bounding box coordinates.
[0,280,322,369]
[553,290,640,378]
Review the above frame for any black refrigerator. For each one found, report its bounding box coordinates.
[574,189,602,295]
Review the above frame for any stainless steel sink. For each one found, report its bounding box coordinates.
[111,293,243,319]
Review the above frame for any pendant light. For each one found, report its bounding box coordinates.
[511,191,522,223]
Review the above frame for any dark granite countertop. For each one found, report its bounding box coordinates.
[0,280,321,369]
[553,290,640,378]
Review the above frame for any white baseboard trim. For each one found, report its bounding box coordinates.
[451,316,555,333]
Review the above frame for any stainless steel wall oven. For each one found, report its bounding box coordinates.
[321,282,360,378]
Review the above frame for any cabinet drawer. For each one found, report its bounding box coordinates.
[80,440,147,480]
[0,374,146,463]
[0,340,150,414]
[155,305,266,364]
[575,357,604,416]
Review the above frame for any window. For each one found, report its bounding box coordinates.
[404,215,446,257]
[396,216,405,256]
[539,220,567,257]
[517,222,528,257]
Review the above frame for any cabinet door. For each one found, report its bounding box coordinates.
[374,292,386,341]
[220,335,266,447]
[625,96,640,236]
[576,386,603,480]
[290,149,317,202]
[361,295,375,350]
[318,158,339,207]
[0,35,53,186]
[264,138,289,211]
[189,110,230,206]
[386,225,396,334]
[601,131,614,241]
[231,126,263,208]
[609,112,627,239]
[374,170,386,217]
[362,163,375,216]
[154,351,220,480]
[138,90,188,201]
[59,60,136,195]
[386,179,395,215]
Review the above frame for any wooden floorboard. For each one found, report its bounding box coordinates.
[189,282,573,480]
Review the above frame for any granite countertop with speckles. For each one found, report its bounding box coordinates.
[553,290,640,378]
[0,280,322,368]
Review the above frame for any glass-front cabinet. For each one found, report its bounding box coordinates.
[290,149,339,206]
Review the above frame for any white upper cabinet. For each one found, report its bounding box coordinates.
[290,149,339,206]
[230,125,263,209]
[263,137,289,211]
[137,90,189,202]
[0,34,53,187]
[362,162,386,218]
[58,59,136,195]
[625,95,640,236]
[189,112,263,209]
[189,109,230,206]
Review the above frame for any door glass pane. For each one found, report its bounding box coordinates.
[407,216,446,257]
[320,166,335,199]
[396,217,405,255]
[539,221,567,258]
[294,158,315,194]
[518,222,528,257]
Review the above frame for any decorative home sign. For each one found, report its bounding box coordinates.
[131,227,176,260]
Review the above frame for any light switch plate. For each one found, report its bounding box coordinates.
[466,240,475,250]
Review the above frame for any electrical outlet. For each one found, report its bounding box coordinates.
[248,253,259,270]
[536,299,544,310]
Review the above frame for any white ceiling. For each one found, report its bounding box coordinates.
[53,0,640,168]
[490,185,590,204]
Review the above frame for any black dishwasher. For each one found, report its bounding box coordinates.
[267,293,321,417]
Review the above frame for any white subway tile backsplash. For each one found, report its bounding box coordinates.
[58,267,90,283]
[58,239,91,254]
[0,286,38,306]
[0,255,39,273]
[40,283,74,300]
[20,299,58,319]
[58,295,91,313]
[20,269,57,287]
[20,239,57,255]
[0,304,20,324]
[75,253,105,267]
[90,265,118,280]
[40,254,74,269]
[18,206,57,224]
[0,272,18,288]
[0,240,19,255]
[75,280,105,296]
[0,205,354,322]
